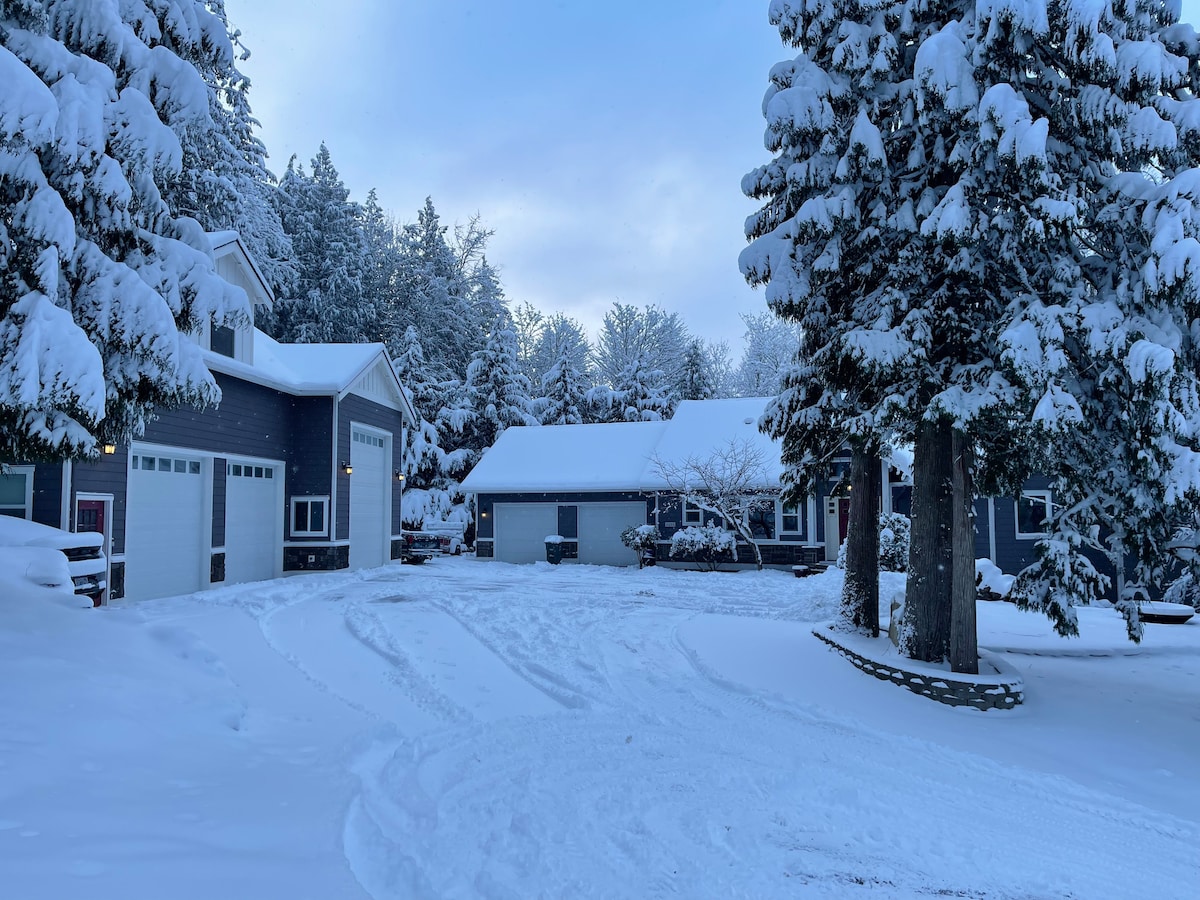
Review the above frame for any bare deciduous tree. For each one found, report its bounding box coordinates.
[653,439,773,570]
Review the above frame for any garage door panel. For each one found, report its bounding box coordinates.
[578,503,646,567]
[495,503,558,564]
[350,428,388,569]
[124,449,205,601]
[225,461,281,585]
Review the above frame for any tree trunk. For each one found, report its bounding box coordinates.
[950,430,978,674]
[902,416,954,662]
[841,444,881,636]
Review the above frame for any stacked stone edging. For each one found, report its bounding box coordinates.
[813,626,1024,711]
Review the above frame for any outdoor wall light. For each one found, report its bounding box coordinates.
[102,444,116,455]
[342,461,353,475]
[394,470,405,482]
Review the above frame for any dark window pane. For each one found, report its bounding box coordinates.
[174,460,186,473]
[265,468,273,479]
[255,467,264,478]
[189,461,201,475]
[310,502,324,533]
[293,502,308,533]
[232,465,242,476]
[143,458,155,471]
[210,322,235,358]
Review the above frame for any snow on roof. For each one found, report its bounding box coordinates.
[202,329,385,396]
[639,398,782,490]
[461,398,783,494]
[460,421,670,493]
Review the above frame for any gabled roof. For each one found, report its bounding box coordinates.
[460,421,670,493]
[460,398,782,494]
[640,398,782,490]
[203,331,417,424]
[208,231,274,309]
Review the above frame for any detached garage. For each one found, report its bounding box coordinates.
[462,422,665,567]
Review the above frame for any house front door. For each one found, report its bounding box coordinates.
[823,496,851,562]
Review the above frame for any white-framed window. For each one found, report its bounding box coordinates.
[132,454,201,475]
[291,496,329,537]
[0,465,34,519]
[748,503,776,540]
[779,500,803,537]
[1015,491,1052,539]
[683,500,703,525]
[352,429,386,448]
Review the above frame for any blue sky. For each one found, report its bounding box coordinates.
[225,0,782,349]
[227,0,1200,350]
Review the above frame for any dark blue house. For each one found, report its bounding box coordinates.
[2,233,415,602]
[462,397,1061,578]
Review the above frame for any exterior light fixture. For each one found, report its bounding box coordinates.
[394,470,405,482]
[102,444,116,455]
[342,461,353,475]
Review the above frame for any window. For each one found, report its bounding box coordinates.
[210,322,235,358]
[1016,491,1052,539]
[780,501,802,536]
[291,497,329,537]
[748,504,775,540]
[683,501,703,526]
[0,467,33,519]
[353,430,385,448]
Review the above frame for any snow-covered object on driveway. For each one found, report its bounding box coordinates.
[0,516,106,605]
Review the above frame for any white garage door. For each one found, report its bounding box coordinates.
[349,427,389,570]
[494,503,558,564]
[125,449,206,601]
[225,460,282,586]
[578,502,646,567]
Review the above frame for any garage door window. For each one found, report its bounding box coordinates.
[353,430,385,448]
[292,497,328,536]
[132,455,201,475]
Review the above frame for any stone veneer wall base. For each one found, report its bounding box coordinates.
[813,625,1024,711]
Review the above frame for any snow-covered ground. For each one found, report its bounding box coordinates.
[2,559,1197,898]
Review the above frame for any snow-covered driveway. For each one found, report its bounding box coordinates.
[2,559,1197,898]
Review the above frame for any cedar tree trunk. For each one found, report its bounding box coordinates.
[841,444,881,636]
[902,415,954,662]
[950,430,979,674]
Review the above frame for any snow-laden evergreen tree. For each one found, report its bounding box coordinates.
[391,327,447,485]
[744,0,1200,654]
[679,340,715,401]
[157,0,295,301]
[612,353,671,422]
[463,326,536,458]
[1001,3,1200,641]
[397,198,487,381]
[539,348,588,425]
[360,189,403,345]
[273,145,374,343]
[1,0,249,458]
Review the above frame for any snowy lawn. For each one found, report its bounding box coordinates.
[2,558,1197,898]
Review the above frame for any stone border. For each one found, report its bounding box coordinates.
[813,625,1024,711]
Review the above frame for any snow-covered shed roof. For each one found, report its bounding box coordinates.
[639,398,782,491]
[461,398,782,494]
[460,421,670,493]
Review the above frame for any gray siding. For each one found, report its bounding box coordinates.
[31,463,63,529]
[284,397,334,541]
[71,448,130,554]
[143,373,292,461]
[336,394,406,539]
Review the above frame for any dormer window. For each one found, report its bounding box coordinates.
[210,322,236,358]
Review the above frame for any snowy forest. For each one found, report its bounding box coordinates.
[0,0,793,524]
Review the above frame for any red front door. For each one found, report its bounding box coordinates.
[77,499,105,536]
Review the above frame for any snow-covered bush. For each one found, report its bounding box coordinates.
[1164,573,1200,611]
[621,524,659,568]
[670,525,736,572]
[835,513,911,572]
[976,559,1016,602]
